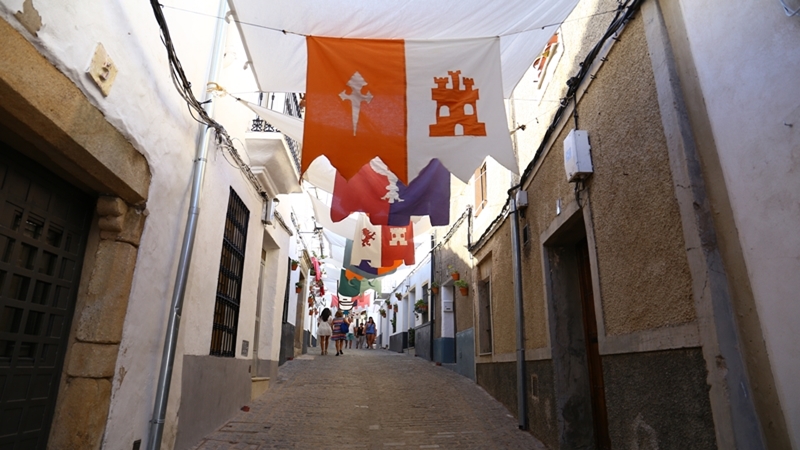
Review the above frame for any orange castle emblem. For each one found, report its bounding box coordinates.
[429,70,486,137]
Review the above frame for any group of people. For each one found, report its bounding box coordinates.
[316,308,377,356]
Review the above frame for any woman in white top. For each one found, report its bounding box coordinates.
[317,308,333,355]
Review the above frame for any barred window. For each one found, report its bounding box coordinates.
[210,188,249,357]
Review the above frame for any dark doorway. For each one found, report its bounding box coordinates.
[0,145,92,449]
[544,211,609,450]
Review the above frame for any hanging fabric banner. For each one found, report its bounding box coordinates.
[309,195,432,240]
[322,230,401,279]
[350,215,415,268]
[338,269,381,297]
[330,159,450,226]
[303,36,516,183]
[343,238,402,278]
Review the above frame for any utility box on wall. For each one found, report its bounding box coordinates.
[261,197,279,225]
[564,129,593,182]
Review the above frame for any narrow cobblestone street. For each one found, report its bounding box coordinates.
[191,347,546,449]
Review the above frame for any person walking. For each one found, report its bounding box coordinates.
[346,321,355,349]
[365,317,377,350]
[331,310,347,356]
[317,308,333,355]
[356,323,366,349]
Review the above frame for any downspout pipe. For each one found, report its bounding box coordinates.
[430,233,435,361]
[509,184,528,430]
[147,1,228,448]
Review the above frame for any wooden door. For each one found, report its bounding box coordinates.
[576,239,610,449]
[0,146,92,449]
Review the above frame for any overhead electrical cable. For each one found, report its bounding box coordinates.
[150,0,266,197]
[470,0,644,251]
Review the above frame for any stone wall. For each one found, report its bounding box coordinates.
[50,198,146,449]
[0,19,151,449]
[603,349,716,448]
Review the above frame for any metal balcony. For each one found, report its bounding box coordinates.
[246,94,303,196]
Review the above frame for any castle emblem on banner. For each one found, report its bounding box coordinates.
[429,70,486,137]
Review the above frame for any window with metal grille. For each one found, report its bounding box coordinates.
[210,188,249,357]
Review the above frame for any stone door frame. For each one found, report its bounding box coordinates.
[1,19,151,449]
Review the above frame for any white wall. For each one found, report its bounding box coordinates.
[677,1,800,445]
[0,0,280,447]
[388,249,432,337]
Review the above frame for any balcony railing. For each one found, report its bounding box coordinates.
[250,93,303,173]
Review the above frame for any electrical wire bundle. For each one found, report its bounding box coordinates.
[149,0,266,197]
[470,0,644,251]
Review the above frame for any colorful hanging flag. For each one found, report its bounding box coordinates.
[303,36,516,183]
[381,224,415,267]
[331,295,339,308]
[310,195,432,240]
[352,290,375,310]
[343,238,402,278]
[350,215,415,268]
[329,158,451,226]
[339,269,383,298]
[339,270,361,297]
[321,230,401,279]
[351,216,382,268]
[312,257,322,282]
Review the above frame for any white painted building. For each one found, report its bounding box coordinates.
[0,0,309,448]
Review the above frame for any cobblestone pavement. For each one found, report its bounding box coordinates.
[191,346,546,450]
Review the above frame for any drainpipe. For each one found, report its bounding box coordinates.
[509,185,528,430]
[429,233,435,361]
[147,1,228,448]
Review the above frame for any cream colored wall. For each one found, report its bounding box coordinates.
[507,0,620,352]
[579,15,693,335]
[472,225,515,356]
[507,0,692,346]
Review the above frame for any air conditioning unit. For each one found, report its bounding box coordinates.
[261,197,279,225]
[563,129,593,182]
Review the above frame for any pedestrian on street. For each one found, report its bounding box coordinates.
[332,310,347,356]
[365,317,377,349]
[317,308,333,355]
[346,321,355,349]
[356,323,366,349]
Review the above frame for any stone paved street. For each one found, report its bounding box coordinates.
[191,347,547,449]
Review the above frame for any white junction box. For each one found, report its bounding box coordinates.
[563,129,593,182]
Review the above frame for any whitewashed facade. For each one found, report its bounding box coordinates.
[0,0,305,448]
